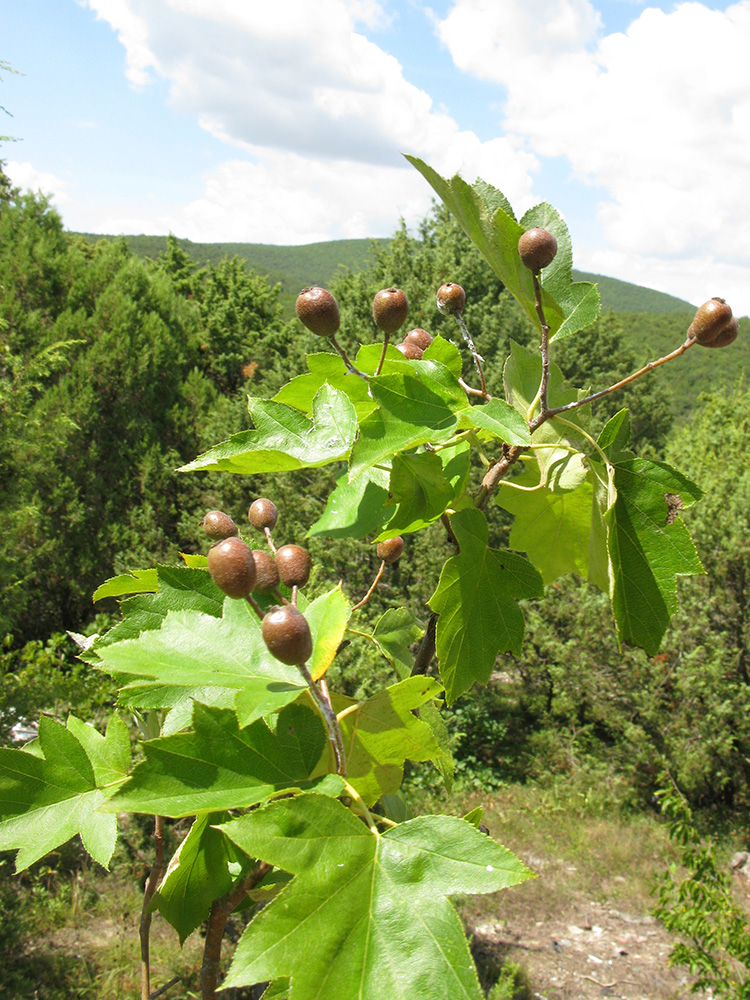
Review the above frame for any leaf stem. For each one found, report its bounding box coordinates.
[459,376,491,399]
[551,415,612,470]
[297,661,348,776]
[140,815,166,1000]
[343,780,380,835]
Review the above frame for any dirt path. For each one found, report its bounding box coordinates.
[466,845,702,999]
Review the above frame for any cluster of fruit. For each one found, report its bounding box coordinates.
[202,501,405,670]
[203,501,313,667]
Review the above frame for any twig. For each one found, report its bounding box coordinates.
[476,445,529,510]
[579,975,619,988]
[140,816,166,1000]
[352,560,386,611]
[200,861,272,999]
[454,313,489,398]
[537,337,696,424]
[441,512,459,548]
[149,976,183,999]
[411,612,437,677]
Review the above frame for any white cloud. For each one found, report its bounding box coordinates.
[81,0,539,241]
[4,161,71,206]
[436,0,750,314]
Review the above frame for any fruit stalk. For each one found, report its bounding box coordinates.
[453,312,489,398]
[330,335,368,380]
[352,560,386,611]
[532,272,552,414]
[297,660,347,776]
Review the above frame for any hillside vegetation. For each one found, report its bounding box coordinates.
[75,232,699,317]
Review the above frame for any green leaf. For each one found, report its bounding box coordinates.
[429,508,544,703]
[368,607,425,679]
[0,715,130,872]
[496,466,594,584]
[219,794,533,999]
[504,341,588,491]
[92,569,158,601]
[601,456,704,654]
[332,676,448,805]
[348,362,469,479]
[180,384,357,474]
[406,156,599,341]
[423,334,463,376]
[305,585,351,681]
[108,702,343,817]
[462,398,531,446]
[273,352,376,421]
[520,202,600,342]
[419,699,455,792]
[307,466,390,539]
[377,451,455,538]
[153,812,253,943]
[95,598,307,725]
[94,565,224,648]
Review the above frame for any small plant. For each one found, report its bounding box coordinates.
[0,155,739,999]
[653,777,750,998]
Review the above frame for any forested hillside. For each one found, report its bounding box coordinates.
[76,231,701,317]
[3,173,750,815]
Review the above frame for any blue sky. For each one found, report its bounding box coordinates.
[3,0,750,314]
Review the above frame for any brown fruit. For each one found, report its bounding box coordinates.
[688,297,737,347]
[436,282,466,315]
[295,286,340,337]
[252,549,280,594]
[705,318,739,348]
[262,605,313,666]
[403,328,433,351]
[372,288,409,334]
[202,510,238,541]
[518,228,558,272]
[207,537,256,598]
[275,544,311,588]
[377,536,404,564]
[395,341,423,359]
[248,498,279,531]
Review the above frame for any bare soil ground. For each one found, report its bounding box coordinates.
[460,792,711,1000]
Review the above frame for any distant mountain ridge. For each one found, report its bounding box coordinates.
[73,233,696,315]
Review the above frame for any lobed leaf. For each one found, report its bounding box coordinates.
[107,702,344,817]
[429,508,543,702]
[180,383,357,475]
[0,715,130,871]
[219,794,533,1000]
[153,811,254,943]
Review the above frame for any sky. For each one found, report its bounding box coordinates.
[2,0,750,314]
